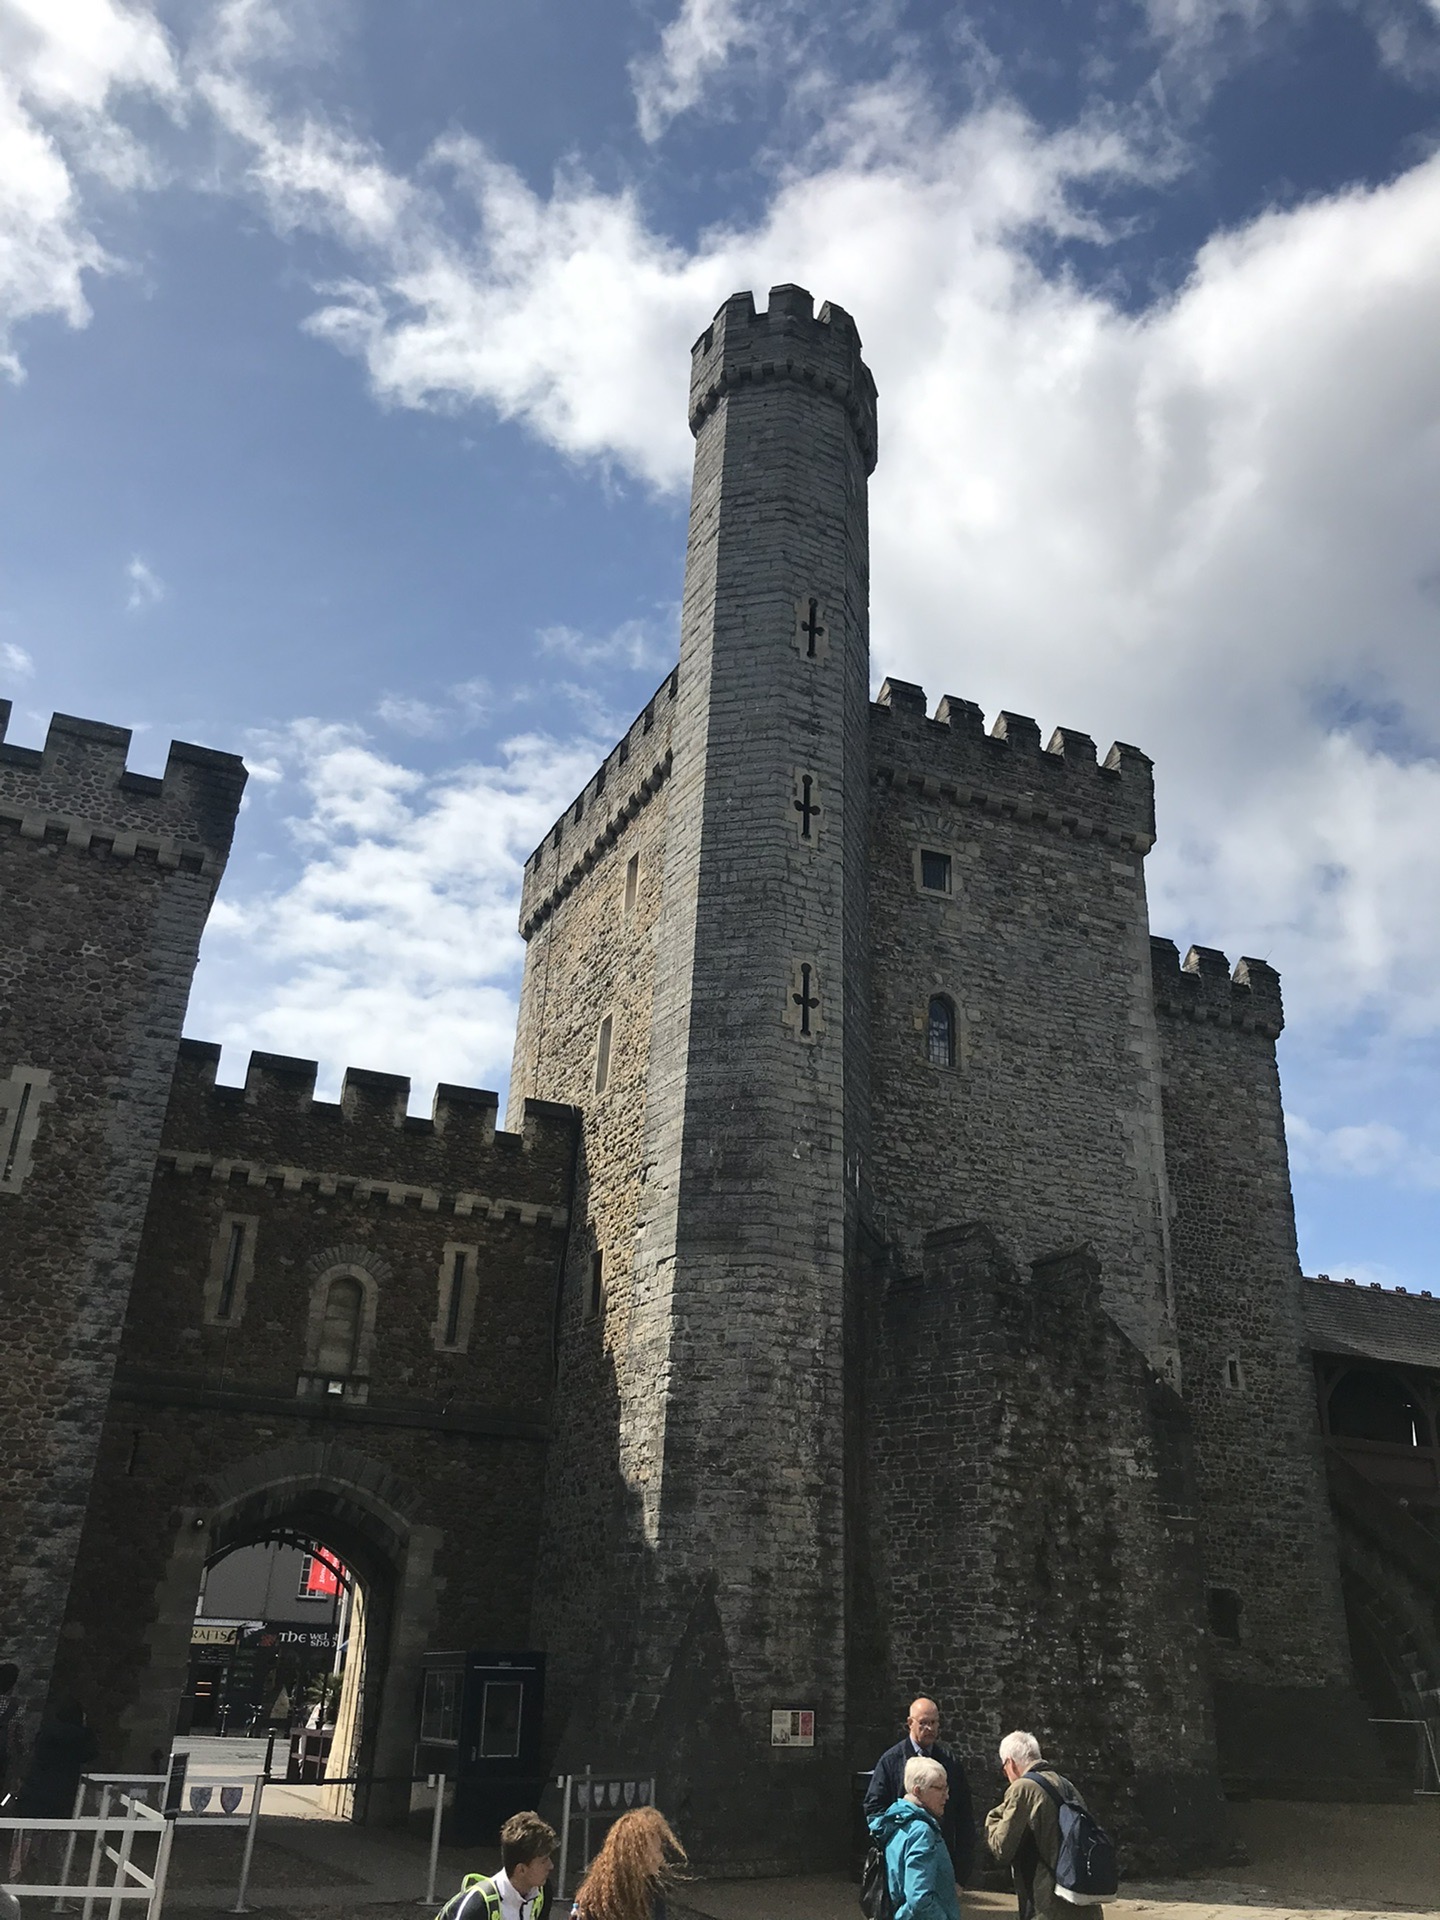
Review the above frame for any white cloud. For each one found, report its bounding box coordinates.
[538,620,672,673]
[1,640,34,679]
[189,718,603,1102]
[199,75,1440,1093]
[125,553,164,609]
[375,677,489,738]
[630,0,767,143]
[1287,1115,1440,1192]
[0,0,178,374]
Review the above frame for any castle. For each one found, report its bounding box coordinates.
[3,286,1438,1876]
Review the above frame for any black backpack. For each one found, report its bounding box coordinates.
[858,1840,895,1920]
[1027,1771,1118,1904]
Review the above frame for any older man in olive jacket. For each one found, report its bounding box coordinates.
[984,1731,1104,1920]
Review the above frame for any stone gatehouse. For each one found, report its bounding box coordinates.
[3,285,1436,1877]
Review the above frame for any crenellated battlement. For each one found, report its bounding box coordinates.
[161,1039,577,1215]
[870,677,1155,849]
[1150,938,1284,1037]
[519,666,679,937]
[689,284,879,475]
[0,702,247,872]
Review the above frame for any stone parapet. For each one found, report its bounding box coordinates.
[0,702,247,869]
[688,283,878,473]
[165,1039,577,1196]
[519,668,678,933]
[1150,937,1284,1036]
[871,678,1155,849]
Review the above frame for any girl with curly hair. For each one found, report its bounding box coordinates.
[570,1807,686,1920]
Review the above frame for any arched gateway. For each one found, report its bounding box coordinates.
[47,1043,576,1815]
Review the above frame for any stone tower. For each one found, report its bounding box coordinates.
[0,706,245,1733]
[512,286,877,1865]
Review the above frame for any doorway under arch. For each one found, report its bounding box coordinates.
[133,1440,443,1824]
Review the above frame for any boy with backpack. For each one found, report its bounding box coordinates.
[983,1732,1116,1919]
[436,1810,558,1920]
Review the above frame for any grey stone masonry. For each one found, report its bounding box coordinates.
[866,681,1179,1375]
[1152,938,1378,1793]
[867,1225,1228,1871]
[48,1037,573,1773]
[0,703,245,1737]
[515,286,877,1869]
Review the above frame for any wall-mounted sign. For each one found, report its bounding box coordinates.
[770,1709,815,1748]
[192,1624,239,1648]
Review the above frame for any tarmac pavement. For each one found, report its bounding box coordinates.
[149,1750,1440,1920]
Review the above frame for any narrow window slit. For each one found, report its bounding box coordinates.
[217,1222,246,1321]
[444,1250,467,1348]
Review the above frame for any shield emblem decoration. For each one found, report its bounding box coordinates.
[576,1781,590,1811]
[637,1780,650,1804]
[220,1787,243,1814]
[623,1781,635,1807]
[189,1786,213,1813]
[608,1782,620,1808]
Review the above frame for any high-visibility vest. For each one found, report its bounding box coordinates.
[438,1876,502,1920]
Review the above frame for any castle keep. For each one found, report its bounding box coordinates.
[3,287,1437,1876]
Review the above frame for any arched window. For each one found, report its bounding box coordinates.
[927,996,956,1069]
[316,1276,363,1377]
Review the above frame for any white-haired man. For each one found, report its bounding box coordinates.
[984,1731,1104,1920]
[864,1696,975,1886]
[868,1753,961,1920]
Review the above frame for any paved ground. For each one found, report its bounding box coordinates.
[145,1794,1439,1920]
[25,1750,1430,1920]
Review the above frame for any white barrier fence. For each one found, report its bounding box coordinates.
[1,1791,172,1920]
[3,1764,271,1920]
[73,1770,268,1917]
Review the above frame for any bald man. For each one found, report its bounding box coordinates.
[864,1696,976,1886]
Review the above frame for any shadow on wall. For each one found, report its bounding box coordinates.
[861,1221,1232,1876]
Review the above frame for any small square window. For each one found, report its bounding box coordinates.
[920,850,951,893]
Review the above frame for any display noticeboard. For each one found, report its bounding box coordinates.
[770,1709,815,1747]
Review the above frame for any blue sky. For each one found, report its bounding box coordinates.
[3,0,1440,1290]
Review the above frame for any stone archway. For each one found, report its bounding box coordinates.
[123,1439,442,1821]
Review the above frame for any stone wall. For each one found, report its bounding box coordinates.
[0,706,244,1737]
[508,674,679,1750]
[52,1040,575,1775]
[866,1224,1228,1870]
[1153,941,1376,1791]
[866,683,1177,1374]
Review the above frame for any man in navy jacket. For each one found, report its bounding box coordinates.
[863,1696,976,1886]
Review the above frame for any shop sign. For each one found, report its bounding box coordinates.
[192,1624,240,1648]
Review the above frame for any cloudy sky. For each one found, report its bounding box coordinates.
[3,0,1439,1290]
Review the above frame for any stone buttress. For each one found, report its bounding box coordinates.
[1152,942,1382,1794]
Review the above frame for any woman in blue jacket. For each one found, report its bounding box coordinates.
[869,1754,962,1920]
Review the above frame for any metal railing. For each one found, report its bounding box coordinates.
[554,1769,656,1901]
